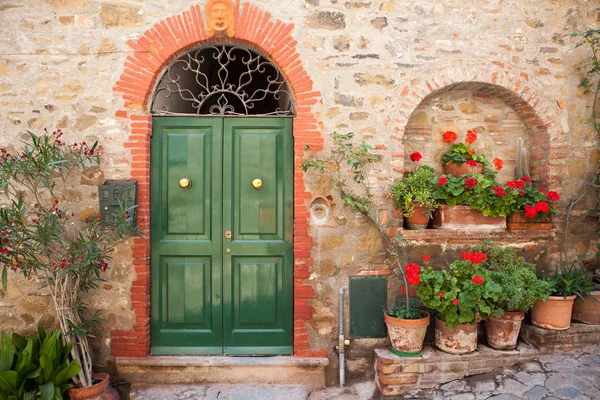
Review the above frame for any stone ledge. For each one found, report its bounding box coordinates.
[116,356,329,389]
[375,343,547,397]
[398,228,555,243]
[520,322,600,352]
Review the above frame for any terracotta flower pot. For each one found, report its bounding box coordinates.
[507,212,552,230]
[435,317,477,354]
[67,373,120,400]
[433,205,506,230]
[531,295,576,330]
[442,162,483,178]
[403,204,432,230]
[385,311,430,356]
[485,311,525,350]
[572,291,600,325]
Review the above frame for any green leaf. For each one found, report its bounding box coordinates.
[23,391,35,400]
[55,360,80,386]
[1,266,6,291]
[10,334,25,352]
[0,333,13,373]
[37,326,46,344]
[25,367,41,380]
[0,371,17,392]
[39,382,55,400]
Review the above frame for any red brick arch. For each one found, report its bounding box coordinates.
[111,1,324,358]
[396,62,566,187]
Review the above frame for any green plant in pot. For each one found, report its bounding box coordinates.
[440,129,490,177]
[531,265,593,330]
[565,266,600,325]
[0,130,139,394]
[413,252,501,354]
[477,243,552,349]
[391,163,439,230]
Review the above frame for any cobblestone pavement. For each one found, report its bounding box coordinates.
[131,345,599,400]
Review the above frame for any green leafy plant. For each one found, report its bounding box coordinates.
[302,132,418,318]
[433,171,521,217]
[441,142,489,166]
[413,253,501,328]
[391,165,439,218]
[0,327,81,400]
[477,243,552,314]
[0,130,140,388]
[386,296,421,320]
[542,265,600,299]
[511,177,560,221]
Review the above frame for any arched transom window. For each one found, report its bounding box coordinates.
[151,45,295,117]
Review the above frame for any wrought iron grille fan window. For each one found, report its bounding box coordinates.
[151,45,295,117]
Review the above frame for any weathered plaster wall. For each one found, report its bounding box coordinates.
[0,0,598,385]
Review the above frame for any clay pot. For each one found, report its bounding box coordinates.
[435,317,477,354]
[385,311,430,356]
[404,204,432,230]
[531,295,576,330]
[67,373,120,400]
[442,162,483,178]
[572,291,600,325]
[433,205,506,231]
[485,311,525,350]
[507,212,552,230]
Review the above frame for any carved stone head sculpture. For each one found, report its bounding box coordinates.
[206,0,235,37]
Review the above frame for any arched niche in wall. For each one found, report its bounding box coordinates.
[402,82,545,184]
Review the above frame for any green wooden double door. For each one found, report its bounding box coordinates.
[150,117,293,355]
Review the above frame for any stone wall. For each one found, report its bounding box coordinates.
[0,0,598,386]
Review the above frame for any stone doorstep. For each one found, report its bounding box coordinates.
[520,322,600,352]
[116,356,329,389]
[375,343,548,397]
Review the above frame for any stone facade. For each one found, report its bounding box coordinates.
[0,0,598,386]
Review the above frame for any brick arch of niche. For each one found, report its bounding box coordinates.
[395,63,566,188]
[111,1,324,358]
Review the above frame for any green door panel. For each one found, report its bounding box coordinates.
[151,117,293,355]
[222,118,293,355]
[151,117,223,355]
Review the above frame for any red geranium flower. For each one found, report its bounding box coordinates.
[422,255,431,263]
[467,149,475,155]
[453,298,459,305]
[524,205,538,219]
[465,160,479,167]
[405,263,421,286]
[546,191,560,201]
[472,275,484,285]
[464,177,478,189]
[462,251,488,264]
[443,131,458,143]
[439,177,448,186]
[439,292,445,297]
[493,158,503,171]
[535,201,550,213]
[465,130,477,144]
[409,152,422,162]
[522,176,531,182]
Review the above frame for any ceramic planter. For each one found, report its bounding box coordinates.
[384,311,430,356]
[572,291,600,325]
[442,162,483,178]
[507,212,552,230]
[433,205,506,231]
[404,204,432,230]
[435,317,477,354]
[485,311,525,350]
[531,295,576,330]
[67,373,120,400]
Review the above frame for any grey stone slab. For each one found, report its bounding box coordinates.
[485,395,521,400]
[573,378,600,398]
[522,385,549,400]
[544,375,574,391]
[512,371,546,387]
[516,361,545,373]
[466,373,496,392]
[227,385,311,400]
[440,379,470,391]
[446,394,475,400]
[552,387,583,400]
[496,379,528,395]
[307,388,359,400]
[578,354,600,368]
[131,384,230,400]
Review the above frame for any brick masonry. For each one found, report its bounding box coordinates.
[111,1,325,359]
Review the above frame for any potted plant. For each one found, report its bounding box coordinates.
[531,265,589,330]
[391,163,439,229]
[432,170,520,230]
[478,244,552,349]
[414,252,501,354]
[440,129,494,177]
[571,267,600,325]
[384,289,430,357]
[0,130,138,398]
[507,177,559,230]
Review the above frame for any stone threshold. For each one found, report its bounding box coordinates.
[375,342,548,397]
[116,355,329,389]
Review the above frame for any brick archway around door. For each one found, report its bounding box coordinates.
[111,1,324,358]
[395,63,566,188]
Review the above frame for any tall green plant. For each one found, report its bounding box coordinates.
[391,165,438,217]
[0,130,139,388]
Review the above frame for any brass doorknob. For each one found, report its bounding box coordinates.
[179,178,192,190]
[226,249,231,254]
[252,178,263,190]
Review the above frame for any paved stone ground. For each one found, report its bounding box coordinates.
[131,345,599,400]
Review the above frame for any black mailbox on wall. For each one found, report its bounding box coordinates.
[97,180,137,226]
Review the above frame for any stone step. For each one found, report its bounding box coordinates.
[130,383,312,400]
[520,322,600,352]
[116,355,329,389]
[375,342,547,397]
